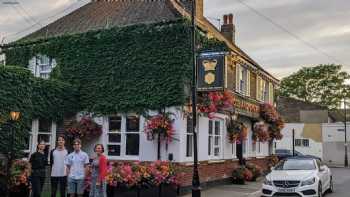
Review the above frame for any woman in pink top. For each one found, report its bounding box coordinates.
[89,144,108,197]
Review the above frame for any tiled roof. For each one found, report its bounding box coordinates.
[277,96,328,123]
[21,0,181,41]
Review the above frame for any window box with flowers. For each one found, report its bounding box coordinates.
[103,161,180,197]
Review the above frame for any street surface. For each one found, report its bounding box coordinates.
[326,168,350,197]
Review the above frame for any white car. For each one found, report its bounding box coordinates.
[261,157,333,197]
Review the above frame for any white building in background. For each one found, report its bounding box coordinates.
[276,97,350,166]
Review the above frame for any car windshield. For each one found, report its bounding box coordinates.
[274,159,316,170]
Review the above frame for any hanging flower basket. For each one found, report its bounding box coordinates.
[198,90,235,119]
[259,103,285,140]
[144,113,174,144]
[66,116,102,139]
[252,121,270,142]
[227,119,242,143]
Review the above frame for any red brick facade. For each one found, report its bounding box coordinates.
[176,157,269,187]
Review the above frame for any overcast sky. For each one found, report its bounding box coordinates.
[0,0,349,79]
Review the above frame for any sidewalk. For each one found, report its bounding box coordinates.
[183,179,262,197]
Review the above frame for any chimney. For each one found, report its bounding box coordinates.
[196,0,204,19]
[221,14,236,44]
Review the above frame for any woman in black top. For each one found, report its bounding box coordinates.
[29,141,47,197]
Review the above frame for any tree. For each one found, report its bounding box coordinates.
[279,64,350,109]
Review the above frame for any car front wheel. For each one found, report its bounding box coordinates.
[328,176,334,193]
[318,182,323,197]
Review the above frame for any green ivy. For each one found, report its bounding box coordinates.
[4,20,227,115]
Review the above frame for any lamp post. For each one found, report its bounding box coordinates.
[6,111,20,197]
[191,0,201,196]
[344,99,348,167]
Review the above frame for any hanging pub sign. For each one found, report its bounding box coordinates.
[197,51,226,91]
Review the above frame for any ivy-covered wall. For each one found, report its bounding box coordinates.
[4,20,227,115]
[0,66,79,155]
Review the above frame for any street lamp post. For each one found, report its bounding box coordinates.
[6,111,20,197]
[344,99,348,167]
[191,0,201,197]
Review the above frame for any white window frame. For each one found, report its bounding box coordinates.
[208,119,224,160]
[28,54,57,79]
[269,83,274,104]
[185,117,194,158]
[236,65,250,96]
[257,76,267,101]
[106,114,140,160]
[29,119,56,161]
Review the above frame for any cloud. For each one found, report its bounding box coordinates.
[0,0,349,79]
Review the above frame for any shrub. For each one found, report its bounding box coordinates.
[246,163,262,181]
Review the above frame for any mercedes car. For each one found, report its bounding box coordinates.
[261,157,333,197]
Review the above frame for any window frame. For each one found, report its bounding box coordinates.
[28,54,56,79]
[236,64,250,96]
[185,117,194,158]
[106,114,140,160]
[208,119,223,160]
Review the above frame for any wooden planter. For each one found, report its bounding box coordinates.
[106,184,178,197]
[9,184,30,197]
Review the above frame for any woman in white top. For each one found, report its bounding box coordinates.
[50,135,68,197]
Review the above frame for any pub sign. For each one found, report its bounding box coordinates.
[197,52,226,91]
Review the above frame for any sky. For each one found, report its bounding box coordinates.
[0,0,349,79]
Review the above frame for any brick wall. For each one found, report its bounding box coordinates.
[176,157,269,187]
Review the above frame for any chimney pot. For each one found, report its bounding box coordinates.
[228,14,233,24]
[223,15,228,25]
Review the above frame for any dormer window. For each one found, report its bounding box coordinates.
[28,54,57,79]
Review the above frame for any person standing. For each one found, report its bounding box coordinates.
[50,135,68,197]
[89,144,107,197]
[65,139,89,197]
[29,141,47,197]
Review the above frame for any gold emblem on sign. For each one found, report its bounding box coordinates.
[203,59,217,71]
[205,72,215,84]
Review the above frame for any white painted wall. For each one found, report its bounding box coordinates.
[275,123,323,159]
[322,123,350,142]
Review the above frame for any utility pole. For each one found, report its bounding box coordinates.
[344,99,348,167]
[292,129,295,157]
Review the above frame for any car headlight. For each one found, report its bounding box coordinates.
[264,178,273,186]
[301,177,316,186]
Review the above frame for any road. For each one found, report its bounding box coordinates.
[326,168,350,197]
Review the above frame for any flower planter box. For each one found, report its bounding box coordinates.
[160,184,178,197]
[9,184,30,197]
[107,185,138,197]
[139,186,159,197]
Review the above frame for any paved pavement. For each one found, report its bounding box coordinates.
[325,167,350,197]
[183,168,350,197]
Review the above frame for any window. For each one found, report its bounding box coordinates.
[208,119,222,159]
[295,139,309,147]
[257,76,267,101]
[186,117,193,157]
[257,141,261,154]
[302,139,310,147]
[236,65,250,96]
[28,55,56,79]
[107,115,140,158]
[295,139,302,146]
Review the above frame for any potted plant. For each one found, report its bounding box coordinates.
[232,166,246,185]
[9,160,31,197]
[245,163,262,181]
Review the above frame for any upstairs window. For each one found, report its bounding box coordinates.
[257,76,267,102]
[28,54,57,79]
[236,64,250,96]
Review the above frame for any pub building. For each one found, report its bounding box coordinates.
[2,0,280,191]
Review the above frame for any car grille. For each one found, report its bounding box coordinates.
[273,193,301,197]
[273,180,300,188]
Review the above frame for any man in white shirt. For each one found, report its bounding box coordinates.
[50,135,68,197]
[65,139,89,197]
